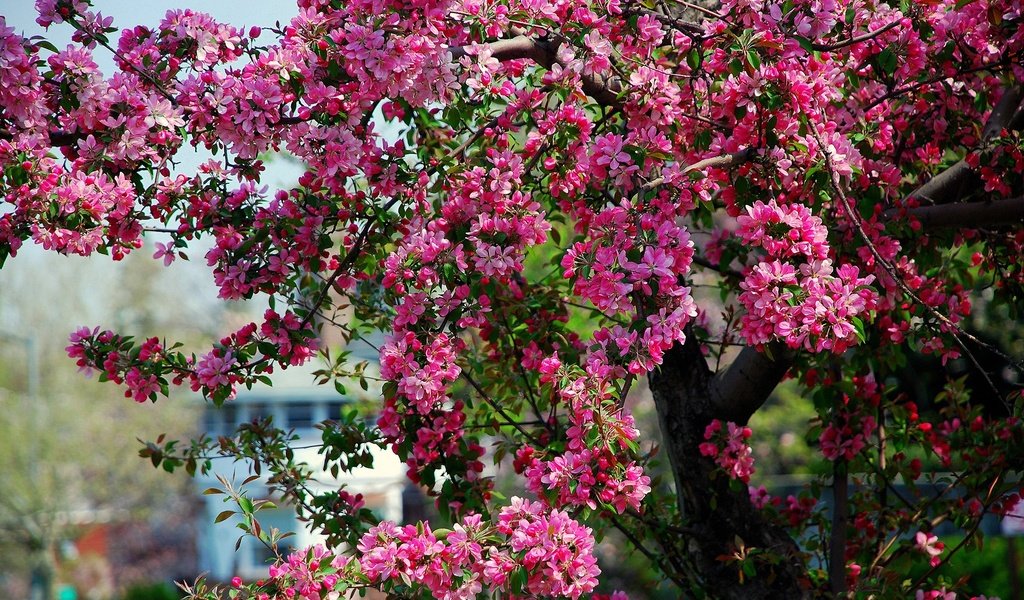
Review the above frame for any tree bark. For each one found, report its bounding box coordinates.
[648,332,811,598]
[891,195,1024,229]
[710,342,793,425]
[908,86,1024,206]
[450,36,623,106]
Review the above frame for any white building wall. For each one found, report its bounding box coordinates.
[193,362,406,582]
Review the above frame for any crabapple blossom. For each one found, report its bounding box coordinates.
[699,420,756,483]
[915,531,945,568]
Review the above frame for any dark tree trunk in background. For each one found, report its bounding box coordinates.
[648,333,811,598]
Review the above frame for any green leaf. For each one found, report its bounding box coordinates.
[214,510,235,523]
[746,49,761,70]
[510,568,527,592]
[794,36,814,53]
[742,560,757,577]
[687,49,702,71]
[34,40,59,53]
[851,316,866,343]
[876,48,898,75]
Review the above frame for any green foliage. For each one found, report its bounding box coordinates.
[118,582,183,600]
[904,535,1018,597]
[747,380,822,477]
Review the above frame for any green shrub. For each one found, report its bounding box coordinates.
[118,582,181,600]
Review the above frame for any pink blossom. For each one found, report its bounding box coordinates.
[700,420,755,483]
[194,350,236,390]
[914,531,944,567]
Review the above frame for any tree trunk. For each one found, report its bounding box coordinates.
[30,551,55,600]
[648,334,812,598]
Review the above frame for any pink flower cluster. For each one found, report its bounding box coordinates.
[0,145,147,259]
[65,308,318,404]
[0,17,46,133]
[259,545,349,600]
[699,420,755,483]
[377,330,486,487]
[737,200,877,353]
[820,413,877,462]
[372,108,556,499]
[195,184,336,302]
[19,0,1024,596]
[441,148,551,281]
[915,591,998,600]
[495,498,600,598]
[559,200,698,375]
[522,360,651,513]
[193,350,237,391]
[357,498,599,599]
[747,486,821,528]
[260,309,319,366]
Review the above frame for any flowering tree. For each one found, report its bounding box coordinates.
[3,0,1024,597]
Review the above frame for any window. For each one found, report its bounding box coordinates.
[202,411,219,435]
[325,402,347,421]
[221,404,236,430]
[203,404,236,436]
[247,403,272,424]
[286,402,314,430]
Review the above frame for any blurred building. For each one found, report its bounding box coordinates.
[194,346,410,582]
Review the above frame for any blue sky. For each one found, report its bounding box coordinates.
[4,0,297,42]
[3,0,308,182]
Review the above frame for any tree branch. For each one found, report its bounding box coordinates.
[908,86,1024,205]
[647,329,810,598]
[829,460,849,596]
[691,254,742,278]
[896,195,1024,229]
[810,19,903,52]
[663,0,723,19]
[449,35,545,63]
[450,36,623,106]
[649,328,712,514]
[863,60,1016,113]
[709,342,794,424]
[643,147,755,190]
[0,129,80,146]
[623,6,703,36]
[1,114,309,149]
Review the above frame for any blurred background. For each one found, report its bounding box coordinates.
[0,3,307,599]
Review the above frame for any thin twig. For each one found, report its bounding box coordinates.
[642,148,755,190]
[663,0,724,19]
[812,129,1004,399]
[460,371,541,445]
[810,20,903,52]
